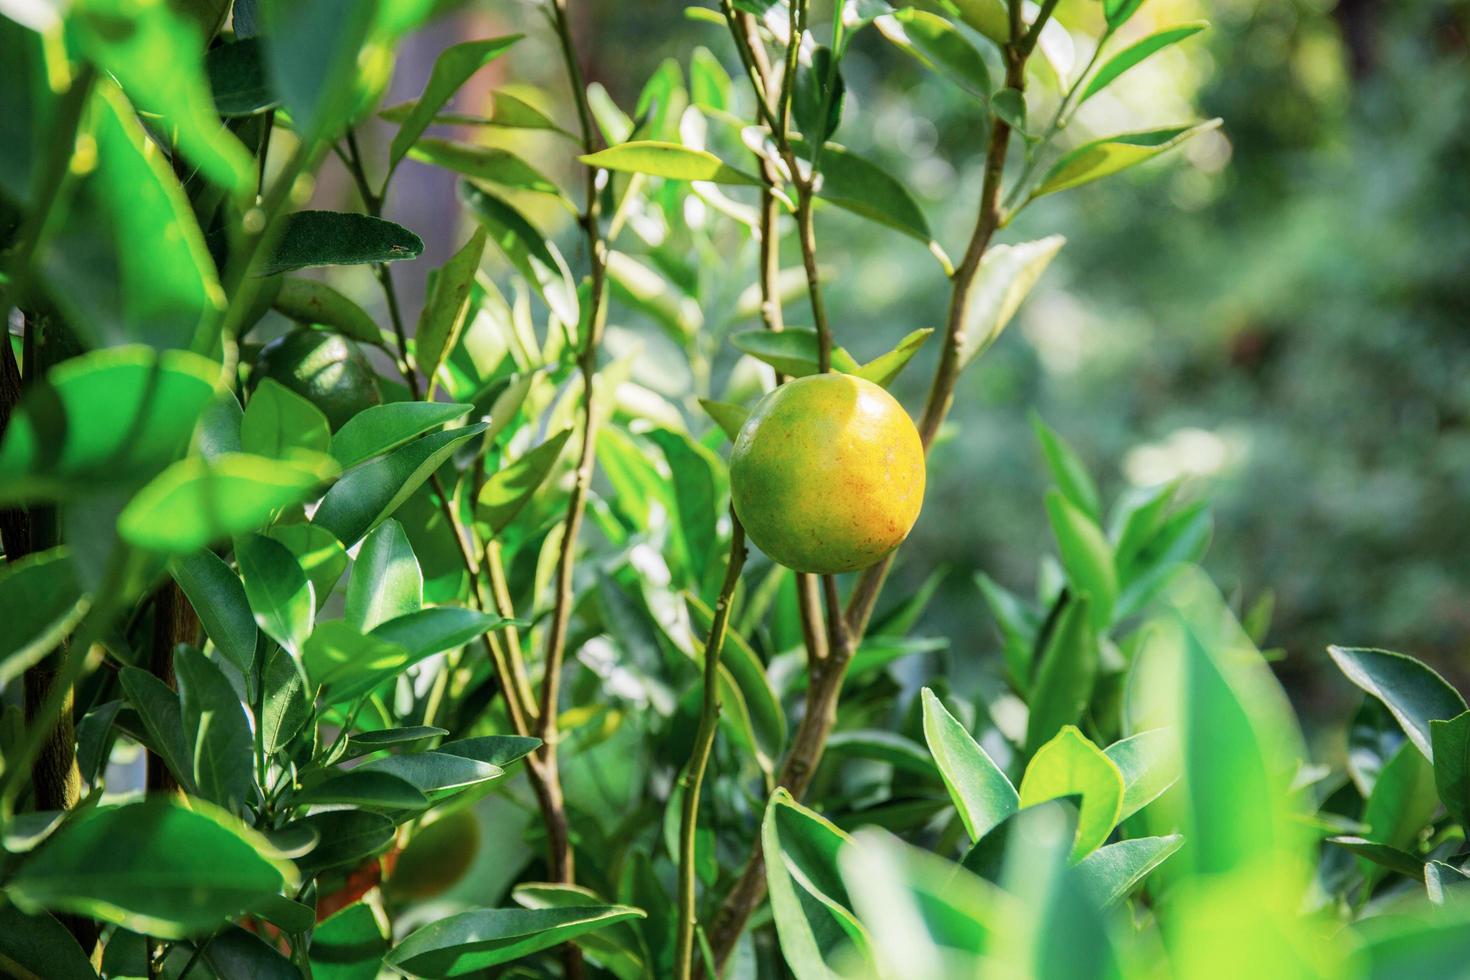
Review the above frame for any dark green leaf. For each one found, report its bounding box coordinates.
[260,645,310,757]
[236,532,314,658]
[170,548,258,676]
[8,799,292,939]
[1025,595,1098,755]
[1045,491,1117,629]
[0,547,85,685]
[386,906,647,976]
[475,429,573,536]
[259,0,378,138]
[1326,836,1425,881]
[1076,834,1184,906]
[202,925,303,979]
[265,522,348,610]
[730,329,861,377]
[346,726,448,755]
[294,809,396,876]
[388,36,523,171]
[436,735,541,767]
[357,751,503,796]
[207,37,277,116]
[330,402,472,470]
[0,906,102,980]
[302,622,413,702]
[876,9,991,101]
[1328,646,1467,761]
[272,278,384,345]
[459,182,578,328]
[312,903,389,980]
[261,211,423,277]
[698,399,750,441]
[1431,711,1470,829]
[649,430,722,587]
[1032,414,1102,521]
[294,769,428,808]
[417,227,489,384]
[809,145,949,271]
[176,646,255,811]
[793,46,845,145]
[409,140,561,196]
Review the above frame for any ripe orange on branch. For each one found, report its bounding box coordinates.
[730,374,926,575]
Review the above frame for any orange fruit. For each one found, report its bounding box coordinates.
[730,374,925,574]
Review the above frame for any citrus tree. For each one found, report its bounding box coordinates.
[0,0,1465,978]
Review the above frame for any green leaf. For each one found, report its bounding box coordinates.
[1358,740,1438,885]
[200,925,303,978]
[1431,711,1470,829]
[1025,595,1097,755]
[1103,0,1147,30]
[1076,834,1184,906]
[272,277,383,345]
[650,430,722,587]
[976,572,1039,688]
[303,622,413,702]
[690,45,733,111]
[957,235,1065,368]
[1032,415,1101,521]
[118,667,193,792]
[460,181,579,328]
[0,906,99,980]
[7,799,293,939]
[1104,728,1178,822]
[380,90,570,137]
[312,902,390,980]
[70,0,253,191]
[260,211,424,277]
[761,789,872,980]
[511,882,648,980]
[371,606,508,662]
[170,549,258,676]
[0,346,219,504]
[40,83,223,351]
[386,906,648,977]
[294,769,428,809]
[119,451,338,554]
[1032,121,1222,199]
[206,37,277,116]
[1045,490,1117,630]
[686,592,788,767]
[346,519,423,633]
[192,390,245,462]
[236,532,314,658]
[417,227,489,383]
[992,87,1026,130]
[175,646,255,811]
[294,809,396,876]
[1081,23,1208,103]
[1326,836,1425,881]
[259,0,379,138]
[242,378,332,458]
[346,726,448,756]
[810,144,950,272]
[0,547,86,686]
[1328,646,1467,761]
[357,751,503,797]
[475,428,573,537]
[793,45,845,145]
[698,399,749,441]
[436,735,541,768]
[606,250,702,341]
[1113,499,1212,620]
[259,645,310,757]
[330,402,472,470]
[920,688,1018,841]
[580,140,762,185]
[856,329,934,387]
[409,140,561,196]
[388,36,523,172]
[314,422,487,546]
[826,730,936,776]
[876,9,991,101]
[265,522,348,611]
[1018,726,1126,860]
[730,329,861,377]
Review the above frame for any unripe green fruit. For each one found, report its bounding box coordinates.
[387,808,480,900]
[252,330,381,431]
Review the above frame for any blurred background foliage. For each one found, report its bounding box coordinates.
[299,0,1470,748]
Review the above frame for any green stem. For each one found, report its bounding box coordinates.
[674,517,747,980]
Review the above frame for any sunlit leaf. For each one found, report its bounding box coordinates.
[1032,121,1222,199]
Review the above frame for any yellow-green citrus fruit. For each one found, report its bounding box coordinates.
[253,329,381,431]
[730,374,926,575]
[386,807,480,900]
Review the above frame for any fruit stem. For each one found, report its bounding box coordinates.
[674,516,748,980]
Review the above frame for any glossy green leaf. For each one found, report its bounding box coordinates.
[580,140,762,185]
[314,422,486,546]
[388,36,523,171]
[409,140,560,196]
[1018,726,1125,860]
[476,428,573,536]
[855,329,934,387]
[169,548,258,675]
[761,789,872,980]
[1328,646,1467,761]
[1033,121,1222,199]
[1045,490,1117,629]
[330,401,472,470]
[346,518,423,632]
[698,399,749,441]
[259,644,310,757]
[242,378,332,458]
[730,329,861,377]
[192,390,245,462]
[272,277,383,345]
[921,688,1018,841]
[265,522,348,610]
[295,769,428,808]
[0,547,86,685]
[1081,23,1208,103]
[346,725,448,756]
[236,532,314,658]
[1032,414,1102,521]
[119,451,337,554]
[1076,834,1184,906]
[689,45,732,111]
[387,905,647,977]
[416,227,488,383]
[260,211,423,277]
[69,0,253,191]
[436,735,541,768]
[294,809,396,876]
[1103,0,1147,30]
[206,37,277,116]
[460,182,578,328]
[1113,499,1212,620]
[1431,711,1470,829]
[312,902,390,980]
[118,667,194,792]
[380,90,570,136]
[371,606,506,660]
[1025,595,1097,754]
[0,346,219,503]
[259,0,378,138]
[8,799,293,939]
[200,925,302,978]
[175,646,255,811]
[826,730,935,776]
[1326,836,1424,880]
[977,572,1039,688]
[42,81,221,350]
[958,235,1065,368]
[303,621,413,702]
[650,429,722,586]
[1104,728,1179,821]
[358,751,503,797]
[876,9,991,101]
[686,592,788,766]
[793,45,845,146]
[0,906,98,980]
[1358,739,1438,885]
